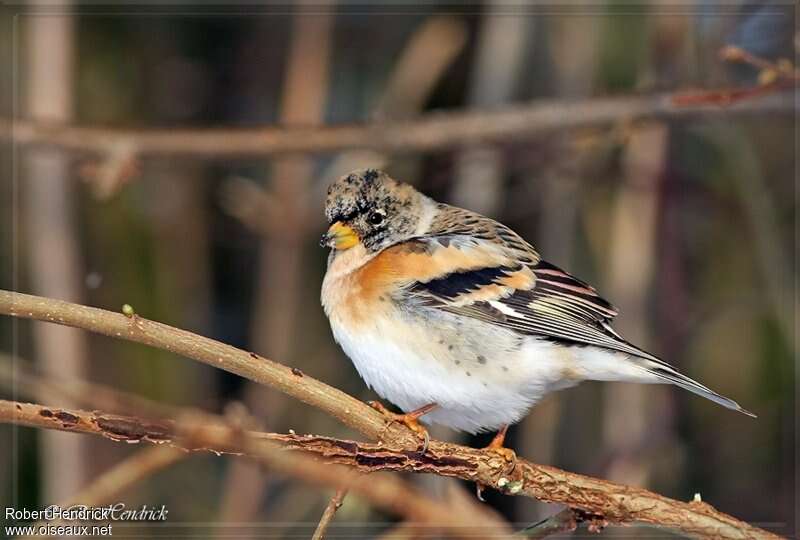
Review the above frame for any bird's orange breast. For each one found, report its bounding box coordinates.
[324,239,532,327]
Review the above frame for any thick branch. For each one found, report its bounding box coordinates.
[1,92,791,158]
[0,290,779,539]
[1,400,503,538]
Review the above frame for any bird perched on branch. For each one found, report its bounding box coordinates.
[320,169,754,457]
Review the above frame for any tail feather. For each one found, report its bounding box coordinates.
[645,363,756,418]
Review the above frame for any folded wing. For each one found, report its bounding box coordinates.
[400,233,753,416]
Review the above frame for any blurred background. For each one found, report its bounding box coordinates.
[0,1,795,538]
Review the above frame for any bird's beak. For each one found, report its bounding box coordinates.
[321,222,359,250]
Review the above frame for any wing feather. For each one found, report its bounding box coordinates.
[388,210,753,416]
[400,234,658,362]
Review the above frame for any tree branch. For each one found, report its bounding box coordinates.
[0,290,390,441]
[1,399,504,538]
[1,92,791,159]
[0,290,780,539]
[312,488,349,540]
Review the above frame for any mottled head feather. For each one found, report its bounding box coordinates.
[324,169,434,253]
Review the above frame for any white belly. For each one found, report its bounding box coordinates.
[329,313,578,434]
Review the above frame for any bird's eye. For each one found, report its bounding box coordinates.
[368,211,385,226]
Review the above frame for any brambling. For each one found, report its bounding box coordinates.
[320,169,754,453]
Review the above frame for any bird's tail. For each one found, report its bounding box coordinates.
[642,361,756,418]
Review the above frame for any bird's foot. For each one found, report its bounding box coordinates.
[476,425,516,501]
[368,401,437,452]
[485,425,517,473]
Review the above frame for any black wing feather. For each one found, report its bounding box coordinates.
[412,265,518,300]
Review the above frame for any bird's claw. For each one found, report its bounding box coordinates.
[473,425,518,501]
[487,445,517,471]
[368,400,434,453]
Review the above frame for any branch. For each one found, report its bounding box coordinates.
[0,290,390,440]
[312,488,348,540]
[1,92,792,158]
[671,80,794,107]
[1,400,503,538]
[0,290,779,539]
[672,45,798,106]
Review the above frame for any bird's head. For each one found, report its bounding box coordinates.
[322,169,433,253]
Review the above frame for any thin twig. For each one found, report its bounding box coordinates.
[311,488,349,540]
[673,46,798,106]
[0,291,781,539]
[719,45,800,81]
[1,92,791,159]
[671,80,794,106]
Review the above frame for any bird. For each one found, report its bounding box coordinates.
[320,168,754,456]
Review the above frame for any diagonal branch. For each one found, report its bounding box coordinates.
[311,488,349,540]
[0,290,780,539]
[0,290,390,440]
[1,92,792,159]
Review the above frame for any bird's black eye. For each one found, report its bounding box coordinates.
[368,211,385,226]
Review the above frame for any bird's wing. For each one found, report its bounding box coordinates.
[385,214,754,417]
[397,231,658,362]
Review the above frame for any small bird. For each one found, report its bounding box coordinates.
[320,169,753,455]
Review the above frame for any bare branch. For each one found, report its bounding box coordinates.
[0,291,780,539]
[0,400,503,538]
[312,488,349,540]
[672,46,798,106]
[0,290,390,440]
[671,80,794,106]
[719,45,800,82]
[1,93,791,159]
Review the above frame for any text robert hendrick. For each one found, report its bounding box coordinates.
[6,503,169,522]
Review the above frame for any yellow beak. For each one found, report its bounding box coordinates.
[322,222,359,250]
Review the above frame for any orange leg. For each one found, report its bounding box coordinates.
[485,424,516,463]
[369,401,437,452]
[476,425,517,501]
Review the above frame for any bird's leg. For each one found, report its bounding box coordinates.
[485,424,516,463]
[476,425,517,501]
[368,401,437,452]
